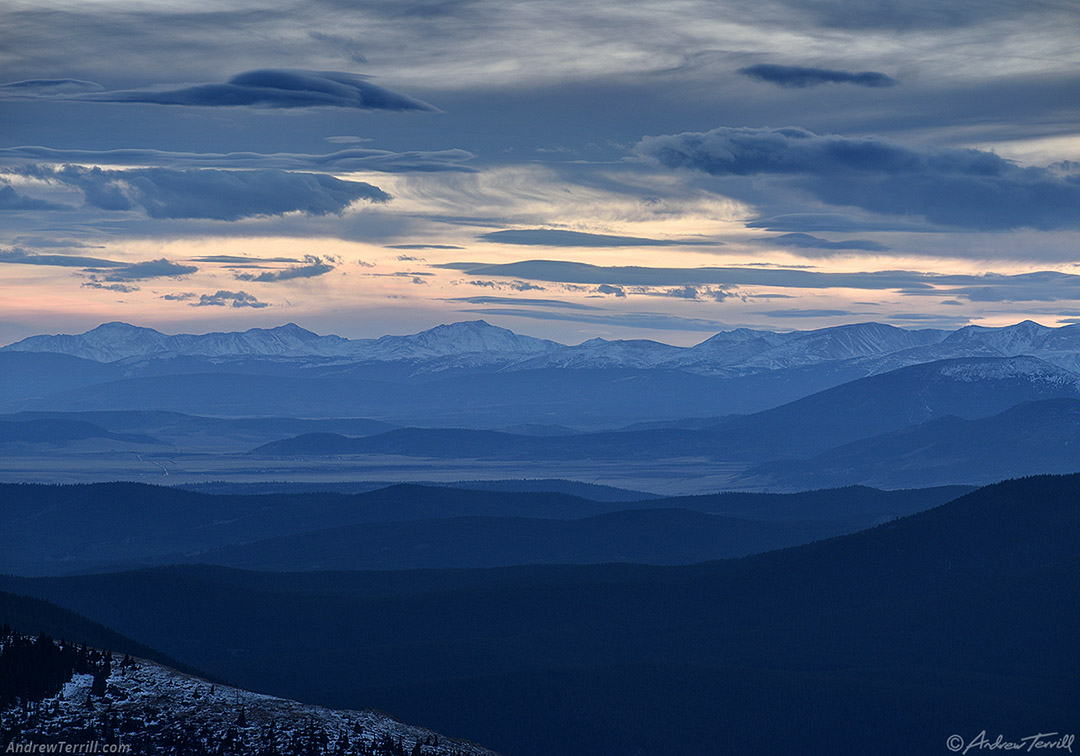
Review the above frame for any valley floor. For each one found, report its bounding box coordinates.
[0,451,751,495]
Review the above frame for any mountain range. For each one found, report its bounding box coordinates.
[740,397,1080,489]
[6,319,1080,428]
[3,473,1075,756]
[7,318,1080,376]
[0,481,967,575]
[252,355,1080,468]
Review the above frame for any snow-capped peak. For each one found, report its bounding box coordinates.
[361,320,562,361]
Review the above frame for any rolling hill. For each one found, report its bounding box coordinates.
[740,397,1080,489]
[0,473,1074,756]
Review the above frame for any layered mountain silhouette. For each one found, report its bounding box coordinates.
[5,319,1080,426]
[252,355,1080,466]
[741,397,1080,489]
[0,481,965,575]
[2,473,1074,756]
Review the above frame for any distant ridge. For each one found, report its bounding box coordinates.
[0,319,559,364]
[6,319,1080,377]
[251,354,1080,464]
[741,396,1080,489]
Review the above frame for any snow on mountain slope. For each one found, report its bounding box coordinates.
[506,337,685,370]
[2,646,498,756]
[732,323,948,371]
[1,320,558,365]
[7,319,1080,379]
[1,322,354,362]
[360,320,561,363]
[939,320,1080,372]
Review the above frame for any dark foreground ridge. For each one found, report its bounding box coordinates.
[0,629,498,756]
[1,473,1076,756]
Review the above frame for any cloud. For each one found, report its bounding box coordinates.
[745,213,936,233]
[97,258,198,281]
[160,292,196,301]
[615,284,740,302]
[737,64,897,88]
[188,255,303,264]
[440,259,927,289]
[447,296,604,311]
[191,290,269,308]
[0,247,196,281]
[9,237,104,249]
[631,285,737,301]
[0,248,125,268]
[478,228,720,247]
[0,184,73,212]
[753,232,888,251]
[439,259,1080,301]
[234,255,335,282]
[455,307,731,332]
[770,0,1044,31]
[0,146,475,174]
[463,279,546,292]
[386,244,465,250]
[82,281,139,293]
[902,271,1080,303]
[0,78,104,97]
[636,125,1003,177]
[758,308,862,318]
[635,125,1080,231]
[77,69,436,111]
[396,255,424,261]
[13,164,389,221]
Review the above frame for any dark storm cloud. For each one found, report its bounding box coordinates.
[478,229,720,247]
[191,290,269,308]
[737,64,897,88]
[0,184,73,212]
[14,165,389,221]
[234,255,335,282]
[635,126,1080,230]
[0,146,475,173]
[753,232,888,251]
[439,260,1080,301]
[79,69,436,111]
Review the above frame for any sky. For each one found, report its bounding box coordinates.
[1,0,1079,346]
